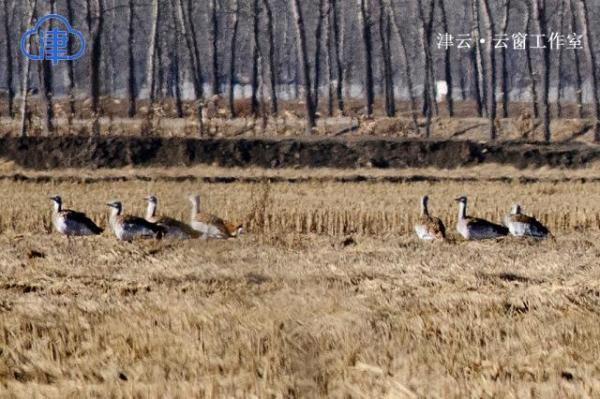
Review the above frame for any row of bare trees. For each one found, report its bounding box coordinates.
[2,0,600,141]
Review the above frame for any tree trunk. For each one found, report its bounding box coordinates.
[262,0,278,115]
[176,0,204,135]
[418,0,435,135]
[471,0,487,117]
[40,0,56,135]
[556,0,565,118]
[87,0,105,134]
[251,0,260,116]
[480,0,497,140]
[569,0,583,118]
[577,0,600,141]
[524,3,539,119]
[325,1,334,117]
[146,0,160,106]
[210,0,221,95]
[127,0,136,117]
[169,0,184,118]
[500,0,511,117]
[228,0,239,117]
[313,0,326,111]
[359,0,375,117]
[66,0,76,125]
[330,0,345,114]
[438,0,453,117]
[291,0,316,134]
[378,0,395,117]
[3,0,16,118]
[385,0,419,134]
[19,0,38,137]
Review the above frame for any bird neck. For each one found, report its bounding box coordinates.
[146,202,157,219]
[110,207,121,219]
[191,199,199,216]
[458,202,467,220]
[421,199,429,217]
[53,201,61,213]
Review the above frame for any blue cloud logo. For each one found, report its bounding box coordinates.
[20,14,86,65]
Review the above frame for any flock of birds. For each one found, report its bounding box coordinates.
[49,195,243,241]
[415,195,550,241]
[49,193,549,242]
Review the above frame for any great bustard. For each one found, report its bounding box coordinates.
[145,195,198,239]
[504,204,550,239]
[49,196,103,236]
[107,201,164,241]
[414,195,446,240]
[455,196,508,240]
[188,194,243,239]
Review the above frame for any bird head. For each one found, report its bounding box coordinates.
[454,196,468,205]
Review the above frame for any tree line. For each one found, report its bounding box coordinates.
[1,0,600,141]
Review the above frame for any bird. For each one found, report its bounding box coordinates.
[414,195,446,240]
[504,204,550,239]
[188,194,243,239]
[144,195,199,239]
[455,196,508,240]
[106,201,164,241]
[49,196,103,236]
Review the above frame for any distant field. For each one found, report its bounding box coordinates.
[0,168,599,397]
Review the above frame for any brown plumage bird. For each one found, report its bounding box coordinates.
[504,204,550,239]
[107,201,164,241]
[188,194,243,239]
[145,195,199,239]
[49,196,103,236]
[414,195,446,240]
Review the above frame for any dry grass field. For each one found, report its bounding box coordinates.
[0,166,599,397]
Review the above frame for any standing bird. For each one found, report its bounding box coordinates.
[414,195,446,240]
[106,201,164,241]
[49,195,103,236]
[455,196,508,240]
[188,194,243,239]
[504,204,550,239]
[144,195,198,239]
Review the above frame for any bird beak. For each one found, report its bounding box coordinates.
[106,203,114,207]
[454,197,461,202]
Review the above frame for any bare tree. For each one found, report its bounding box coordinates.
[262,0,278,115]
[359,0,375,116]
[534,0,551,142]
[499,0,511,117]
[210,0,221,95]
[228,0,240,117]
[251,0,260,116]
[471,0,486,116]
[41,0,56,135]
[65,0,77,125]
[127,0,137,117]
[377,0,395,117]
[3,0,16,118]
[480,0,497,140]
[86,0,105,134]
[291,0,316,133]
[385,0,419,133]
[438,0,453,117]
[524,2,539,118]
[175,0,205,134]
[19,0,38,137]
[418,0,435,136]
[567,0,583,118]
[330,0,345,114]
[577,0,600,141]
[313,0,326,111]
[145,0,160,106]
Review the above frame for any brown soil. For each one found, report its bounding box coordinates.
[0,136,598,170]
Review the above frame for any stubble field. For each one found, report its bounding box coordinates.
[0,165,599,397]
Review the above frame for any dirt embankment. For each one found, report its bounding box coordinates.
[0,136,598,170]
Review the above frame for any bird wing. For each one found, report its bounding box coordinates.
[193,212,229,234]
[156,216,200,238]
[62,210,103,234]
[467,217,509,235]
[122,215,164,235]
[417,215,446,239]
[508,214,550,236]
